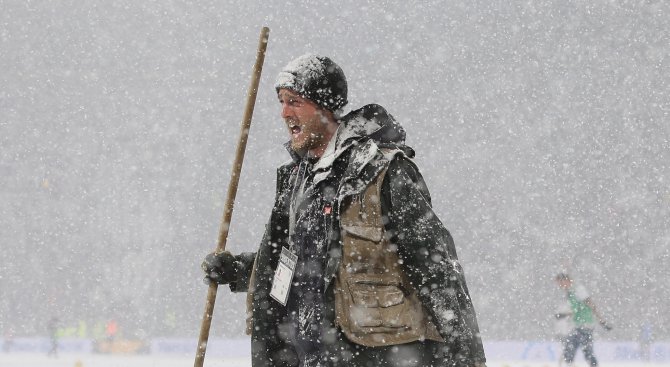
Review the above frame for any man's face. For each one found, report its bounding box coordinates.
[557,278,572,289]
[278,88,331,155]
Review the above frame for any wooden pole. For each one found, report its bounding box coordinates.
[194,26,269,367]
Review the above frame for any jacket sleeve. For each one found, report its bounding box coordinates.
[381,155,486,365]
[230,163,294,293]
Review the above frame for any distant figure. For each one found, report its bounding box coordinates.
[105,319,118,342]
[2,328,15,353]
[639,322,653,361]
[47,316,59,357]
[555,273,612,367]
[554,300,574,366]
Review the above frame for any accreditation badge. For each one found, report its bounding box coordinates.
[270,247,297,306]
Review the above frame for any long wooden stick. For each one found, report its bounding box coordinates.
[194,26,269,367]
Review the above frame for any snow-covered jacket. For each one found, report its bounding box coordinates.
[230,104,486,367]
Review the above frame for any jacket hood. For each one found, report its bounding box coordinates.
[339,104,406,146]
[325,104,414,165]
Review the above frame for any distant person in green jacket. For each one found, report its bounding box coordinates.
[555,273,612,367]
[47,316,59,358]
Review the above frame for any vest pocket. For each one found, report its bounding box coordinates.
[341,224,386,273]
[341,225,383,242]
[346,274,409,330]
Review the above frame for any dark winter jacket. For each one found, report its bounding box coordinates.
[230,104,486,367]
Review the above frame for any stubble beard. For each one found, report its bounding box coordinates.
[288,116,327,155]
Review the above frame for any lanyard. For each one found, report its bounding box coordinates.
[288,160,311,253]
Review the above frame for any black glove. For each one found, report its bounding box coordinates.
[600,320,613,331]
[201,251,237,285]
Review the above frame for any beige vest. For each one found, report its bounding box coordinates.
[334,167,443,346]
[246,167,443,346]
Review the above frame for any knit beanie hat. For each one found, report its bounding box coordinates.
[275,54,348,112]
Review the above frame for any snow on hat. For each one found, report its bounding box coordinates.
[275,54,348,112]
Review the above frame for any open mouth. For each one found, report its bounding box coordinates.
[290,124,302,137]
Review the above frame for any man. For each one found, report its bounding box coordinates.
[47,316,59,358]
[555,273,612,367]
[202,54,486,367]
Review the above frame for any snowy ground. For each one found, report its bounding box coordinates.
[0,353,665,367]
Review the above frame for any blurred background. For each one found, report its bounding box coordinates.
[1,0,668,344]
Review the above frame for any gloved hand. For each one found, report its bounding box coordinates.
[600,320,613,331]
[201,251,237,285]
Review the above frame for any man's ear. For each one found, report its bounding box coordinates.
[317,108,336,124]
